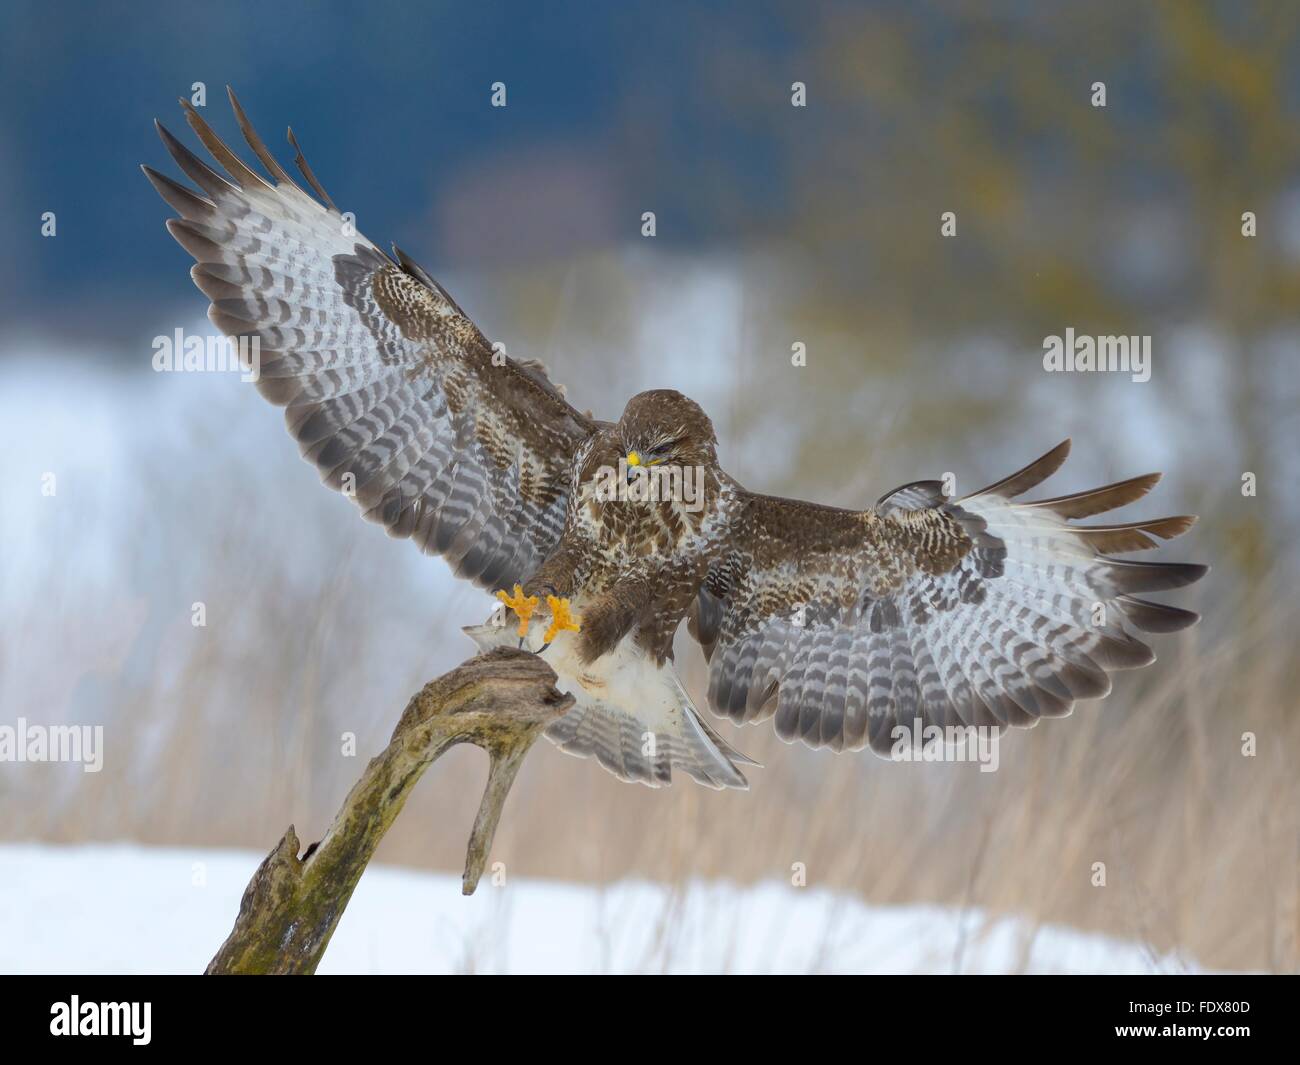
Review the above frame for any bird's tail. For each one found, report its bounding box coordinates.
[463,621,756,790]
[542,674,757,790]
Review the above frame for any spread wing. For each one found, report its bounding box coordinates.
[143,89,597,590]
[691,441,1206,756]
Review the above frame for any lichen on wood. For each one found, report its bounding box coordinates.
[205,647,574,975]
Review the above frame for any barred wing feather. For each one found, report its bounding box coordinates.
[143,90,596,591]
[692,441,1205,756]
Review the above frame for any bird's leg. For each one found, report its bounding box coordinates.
[495,584,540,647]
[573,581,658,665]
[539,595,582,651]
[520,548,584,652]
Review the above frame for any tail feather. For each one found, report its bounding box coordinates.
[544,698,751,790]
[463,620,752,790]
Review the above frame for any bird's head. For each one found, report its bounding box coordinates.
[616,389,718,475]
[578,390,720,527]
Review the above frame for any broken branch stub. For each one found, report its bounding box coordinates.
[205,647,574,975]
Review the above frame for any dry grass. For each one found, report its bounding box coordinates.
[3,349,1295,974]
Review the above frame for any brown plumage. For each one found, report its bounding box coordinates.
[145,91,1207,788]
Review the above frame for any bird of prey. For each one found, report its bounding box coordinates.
[144,90,1206,790]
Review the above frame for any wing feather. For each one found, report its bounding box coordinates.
[696,443,1205,757]
[145,91,597,589]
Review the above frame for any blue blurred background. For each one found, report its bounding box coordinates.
[4,0,810,327]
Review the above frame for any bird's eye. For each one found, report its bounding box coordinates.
[648,438,682,460]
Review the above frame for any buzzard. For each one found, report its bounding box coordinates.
[144,91,1206,790]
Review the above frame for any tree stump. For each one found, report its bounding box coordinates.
[206,647,574,975]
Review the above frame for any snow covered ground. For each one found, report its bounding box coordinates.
[0,843,1200,974]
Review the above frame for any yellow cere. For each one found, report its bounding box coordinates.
[626,451,641,466]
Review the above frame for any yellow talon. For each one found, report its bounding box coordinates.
[543,595,582,644]
[496,583,539,637]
